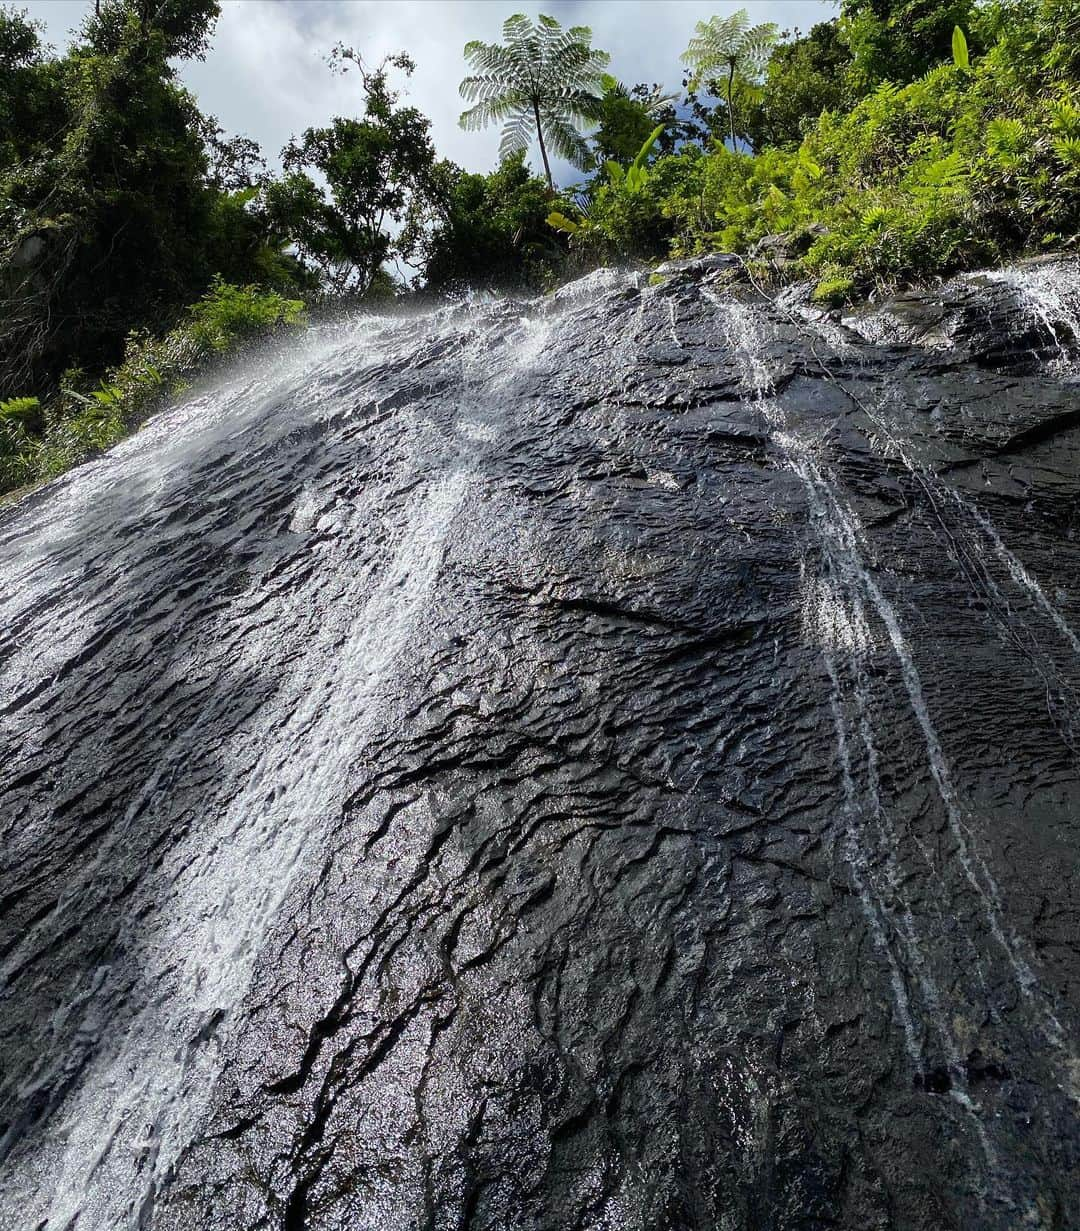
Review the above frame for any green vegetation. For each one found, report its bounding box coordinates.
[592,78,679,165]
[458,13,609,190]
[742,21,852,150]
[3,0,1080,495]
[842,0,980,90]
[404,153,563,292]
[546,0,1080,302]
[0,280,304,494]
[547,126,669,261]
[0,1,305,401]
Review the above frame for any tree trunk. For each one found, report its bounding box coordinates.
[726,62,737,152]
[532,98,554,192]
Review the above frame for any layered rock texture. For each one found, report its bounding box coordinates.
[1,259,1079,1230]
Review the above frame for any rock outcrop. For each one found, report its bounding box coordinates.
[0,259,1078,1230]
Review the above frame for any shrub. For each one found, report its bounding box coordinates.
[1,282,306,497]
[643,0,1080,295]
[189,277,306,350]
[546,126,675,263]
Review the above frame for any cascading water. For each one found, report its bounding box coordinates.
[981,259,1080,370]
[0,260,1078,1230]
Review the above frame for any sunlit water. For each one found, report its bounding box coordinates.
[0,267,1078,1230]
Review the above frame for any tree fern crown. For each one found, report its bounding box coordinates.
[458,13,610,186]
[680,10,778,87]
[680,8,778,150]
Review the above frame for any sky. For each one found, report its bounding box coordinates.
[23,0,835,182]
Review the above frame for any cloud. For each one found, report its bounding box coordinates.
[23,0,833,182]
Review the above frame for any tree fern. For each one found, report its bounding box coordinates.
[459,13,609,190]
[680,9,778,151]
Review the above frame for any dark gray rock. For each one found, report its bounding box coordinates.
[654,252,742,280]
[845,255,1080,370]
[0,261,1078,1231]
[749,224,828,265]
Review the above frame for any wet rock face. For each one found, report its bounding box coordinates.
[844,254,1080,370]
[0,260,1079,1231]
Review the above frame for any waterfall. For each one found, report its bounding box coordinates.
[981,260,1080,369]
[714,288,1080,1216]
[0,267,1077,1230]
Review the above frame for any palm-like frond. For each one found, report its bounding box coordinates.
[542,85,605,123]
[546,34,608,89]
[460,40,517,82]
[499,111,536,160]
[539,110,591,169]
[459,71,522,104]
[681,10,778,84]
[459,92,524,132]
[457,11,609,186]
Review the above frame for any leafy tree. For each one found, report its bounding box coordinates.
[839,0,977,89]
[0,0,304,401]
[82,0,221,59]
[743,23,854,150]
[404,152,563,292]
[0,3,39,66]
[681,9,779,151]
[264,50,435,295]
[0,8,71,175]
[592,77,679,165]
[458,12,609,190]
[196,115,266,192]
[1,0,225,396]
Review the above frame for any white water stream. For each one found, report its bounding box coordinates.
[712,293,1080,1201]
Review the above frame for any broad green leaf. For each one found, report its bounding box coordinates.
[798,152,822,181]
[631,124,666,175]
[546,210,581,235]
[952,26,969,70]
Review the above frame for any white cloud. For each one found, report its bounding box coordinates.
[23,0,834,182]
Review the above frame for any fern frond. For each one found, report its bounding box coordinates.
[502,14,532,42]
[459,94,522,130]
[1049,98,1080,138]
[540,111,592,169]
[459,72,520,102]
[1053,135,1080,166]
[680,12,775,82]
[498,112,535,159]
[461,41,516,78]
